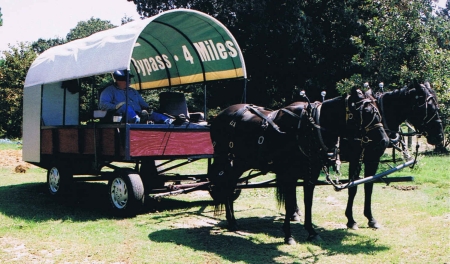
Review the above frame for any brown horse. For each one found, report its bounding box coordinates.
[209,87,389,244]
[344,81,444,230]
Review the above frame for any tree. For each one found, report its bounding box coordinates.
[66,17,116,41]
[0,7,3,26]
[129,0,373,107]
[0,43,37,138]
[63,18,118,121]
[130,0,448,150]
[341,0,450,150]
[0,17,118,138]
[31,38,66,54]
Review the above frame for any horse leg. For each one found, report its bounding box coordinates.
[345,160,361,230]
[210,157,241,231]
[290,200,301,222]
[303,180,320,241]
[282,183,297,245]
[363,162,381,229]
[225,196,238,231]
[345,186,359,229]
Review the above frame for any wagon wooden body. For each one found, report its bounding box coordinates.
[22,9,246,215]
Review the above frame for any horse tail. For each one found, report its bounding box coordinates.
[209,158,233,216]
[275,178,287,209]
[214,203,225,217]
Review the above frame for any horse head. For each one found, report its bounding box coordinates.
[405,81,444,146]
[345,87,389,160]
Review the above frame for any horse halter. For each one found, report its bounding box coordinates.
[407,92,441,137]
[345,95,383,145]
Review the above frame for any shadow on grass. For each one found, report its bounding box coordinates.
[148,215,390,263]
[0,181,213,222]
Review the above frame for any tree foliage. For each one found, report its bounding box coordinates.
[0,43,37,138]
[31,38,66,54]
[0,1,448,148]
[66,17,116,42]
[130,0,450,149]
[0,18,117,138]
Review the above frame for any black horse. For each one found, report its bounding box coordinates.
[209,87,389,245]
[343,81,444,230]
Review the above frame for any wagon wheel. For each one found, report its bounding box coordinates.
[108,170,145,217]
[208,188,241,202]
[47,166,73,197]
[140,159,165,192]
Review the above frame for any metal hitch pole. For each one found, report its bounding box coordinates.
[335,159,416,190]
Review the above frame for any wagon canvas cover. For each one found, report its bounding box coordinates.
[24,9,246,89]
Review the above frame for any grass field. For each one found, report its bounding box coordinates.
[0,141,449,263]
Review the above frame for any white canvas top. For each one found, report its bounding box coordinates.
[24,9,246,89]
[24,17,153,87]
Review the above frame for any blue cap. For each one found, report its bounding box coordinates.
[113,70,134,81]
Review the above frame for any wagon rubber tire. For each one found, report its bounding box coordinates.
[47,166,73,197]
[108,171,145,217]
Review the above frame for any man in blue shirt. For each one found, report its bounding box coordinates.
[99,70,172,124]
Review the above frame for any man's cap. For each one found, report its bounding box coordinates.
[113,70,134,81]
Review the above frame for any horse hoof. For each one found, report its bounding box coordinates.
[307,234,322,242]
[285,237,296,245]
[347,222,359,230]
[368,220,381,229]
[290,213,301,222]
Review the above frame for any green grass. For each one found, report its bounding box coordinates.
[0,153,449,263]
[0,139,21,150]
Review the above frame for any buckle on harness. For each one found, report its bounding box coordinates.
[361,136,371,144]
[230,120,236,127]
[258,136,264,144]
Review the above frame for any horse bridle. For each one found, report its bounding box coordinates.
[320,95,385,190]
[376,87,439,140]
[345,95,384,146]
[406,92,441,137]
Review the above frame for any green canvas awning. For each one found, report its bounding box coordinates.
[130,10,246,89]
[25,9,246,89]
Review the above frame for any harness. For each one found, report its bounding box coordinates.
[226,105,285,170]
[224,103,325,171]
[325,95,384,190]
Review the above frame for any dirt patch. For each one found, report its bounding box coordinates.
[390,185,419,191]
[0,149,36,172]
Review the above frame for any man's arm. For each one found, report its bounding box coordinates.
[135,90,149,109]
[99,87,118,111]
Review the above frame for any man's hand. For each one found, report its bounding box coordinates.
[115,102,125,110]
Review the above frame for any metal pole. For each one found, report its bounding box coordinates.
[335,159,416,190]
[243,78,247,104]
[125,70,130,123]
[204,84,207,120]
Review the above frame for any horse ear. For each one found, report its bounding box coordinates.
[350,86,364,99]
[365,88,373,97]
[418,83,427,95]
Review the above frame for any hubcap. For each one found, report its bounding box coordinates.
[48,167,60,194]
[110,178,128,209]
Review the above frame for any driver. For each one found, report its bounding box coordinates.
[99,70,172,124]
